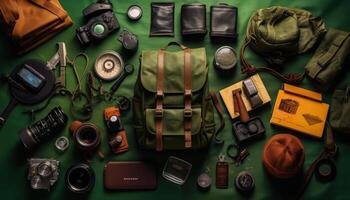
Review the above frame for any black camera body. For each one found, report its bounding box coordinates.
[76,0,120,46]
[232,117,265,144]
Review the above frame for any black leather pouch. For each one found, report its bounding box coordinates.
[150,3,174,36]
[181,3,207,36]
[210,4,238,39]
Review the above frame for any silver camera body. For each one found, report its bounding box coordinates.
[27,158,60,191]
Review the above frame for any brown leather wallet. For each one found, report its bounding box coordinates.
[104,161,157,190]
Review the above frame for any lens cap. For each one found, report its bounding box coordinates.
[214,46,237,71]
[315,158,336,182]
[127,5,142,21]
[66,164,95,194]
[235,171,255,193]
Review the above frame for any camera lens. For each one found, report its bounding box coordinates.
[90,22,108,39]
[66,164,95,194]
[75,124,101,152]
[37,162,53,178]
[20,107,68,150]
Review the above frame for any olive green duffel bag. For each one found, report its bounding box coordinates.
[133,42,225,151]
[305,28,350,91]
[330,86,350,134]
[240,6,326,84]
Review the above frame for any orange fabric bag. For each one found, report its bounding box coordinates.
[0,0,73,54]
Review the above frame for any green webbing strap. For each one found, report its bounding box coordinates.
[308,32,349,78]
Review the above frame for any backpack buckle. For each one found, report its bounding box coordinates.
[155,108,163,118]
[184,108,192,118]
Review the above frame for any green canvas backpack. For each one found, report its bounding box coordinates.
[240,6,327,84]
[133,42,225,151]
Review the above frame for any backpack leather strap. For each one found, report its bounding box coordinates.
[155,49,165,151]
[240,38,305,84]
[184,48,192,148]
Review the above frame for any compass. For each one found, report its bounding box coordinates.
[94,50,124,81]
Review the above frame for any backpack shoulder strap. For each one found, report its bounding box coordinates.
[184,47,192,148]
[155,49,165,151]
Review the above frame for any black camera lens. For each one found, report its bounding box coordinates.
[75,124,101,152]
[90,22,108,39]
[66,164,95,194]
[20,107,68,150]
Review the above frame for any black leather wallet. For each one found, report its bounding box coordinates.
[210,4,238,39]
[150,3,175,36]
[181,3,207,36]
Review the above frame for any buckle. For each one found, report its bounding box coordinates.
[326,144,338,157]
[184,108,192,118]
[155,108,163,118]
[156,91,164,99]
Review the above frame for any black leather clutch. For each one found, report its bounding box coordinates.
[150,2,174,36]
[210,4,238,39]
[181,3,207,36]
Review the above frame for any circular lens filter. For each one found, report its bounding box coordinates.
[55,136,69,151]
[94,51,124,81]
[127,5,142,21]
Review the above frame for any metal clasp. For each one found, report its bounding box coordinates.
[184,108,192,118]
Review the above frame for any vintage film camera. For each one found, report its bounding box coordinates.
[27,159,59,191]
[76,0,120,46]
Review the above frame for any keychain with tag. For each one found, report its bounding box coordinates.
[216,154,229,189]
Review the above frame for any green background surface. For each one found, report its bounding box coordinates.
[0,0,350,199]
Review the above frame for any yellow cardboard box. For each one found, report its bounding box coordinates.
[270,84,329,138]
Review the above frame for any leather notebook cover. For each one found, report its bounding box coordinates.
[104,161,157,190]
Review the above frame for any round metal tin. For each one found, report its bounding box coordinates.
[214,46,237,70]
[197,172,211,190]
[127,5,142,21]
[235,171,255,193]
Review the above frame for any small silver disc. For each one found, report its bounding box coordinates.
[55,136,69,151]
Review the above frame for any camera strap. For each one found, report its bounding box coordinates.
[296,123,338,199]
[25,53,92,121]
